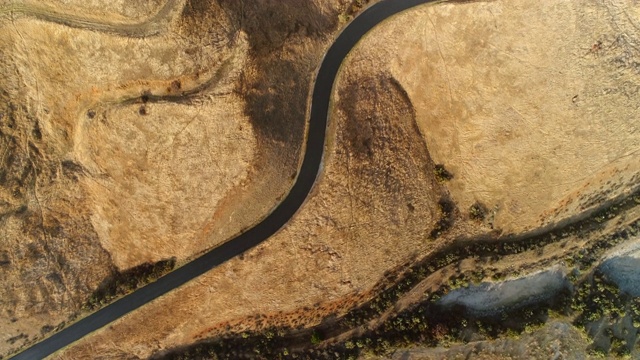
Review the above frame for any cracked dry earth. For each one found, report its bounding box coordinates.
[2,0,640,359]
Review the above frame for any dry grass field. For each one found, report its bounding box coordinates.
[1,0,639,358]
[0,0,370,356]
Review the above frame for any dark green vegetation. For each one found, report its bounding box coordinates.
[84,258,176,310]
[429,196,456,238]
[433,164,453,182]
[155,291,559,360]
[469,202,487,221]
[156,188,640,359]
[571,271,640,357]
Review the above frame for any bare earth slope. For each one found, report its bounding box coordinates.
[0,0,361,355]
[0,0,253,354]
[45,0,639,359]
[2,0,640,358]
[373,0,640,234]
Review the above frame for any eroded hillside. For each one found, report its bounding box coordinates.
[2,0,639,359]
[0,0,369,356]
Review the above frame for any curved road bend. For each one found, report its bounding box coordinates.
[12,0,438,358]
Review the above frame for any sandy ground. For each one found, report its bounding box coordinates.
[440,265,568,315]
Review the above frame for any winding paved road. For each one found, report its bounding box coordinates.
[11,0,437,358]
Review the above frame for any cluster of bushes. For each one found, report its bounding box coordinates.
[156,325,321,360]
[469,202,488,221]
[157,189,640,359]
[158,266,637,360]
[429,196,456,239]
[338,0,373,23]
[433,164,453,183]
[571,271,638,357]
[331,194,640,347]
[297,284,557,359]
[336,196,640,330]
[84,258,176,310]
[159,270,570,359]
[565,222,638,272]
[572,272,626,323]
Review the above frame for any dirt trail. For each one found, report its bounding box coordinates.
[0,0,182,36]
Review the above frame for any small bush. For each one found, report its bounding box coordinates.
[434,164,453,182]
[469,202,488,221]
[310,332,322,345]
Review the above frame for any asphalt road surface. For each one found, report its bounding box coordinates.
[11,0,437,358]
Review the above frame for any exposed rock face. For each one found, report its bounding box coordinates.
[600,235,640,296]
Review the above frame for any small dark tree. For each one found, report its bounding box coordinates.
[434,164,453,182]
[310,331,322,345]
[469,202,488,221]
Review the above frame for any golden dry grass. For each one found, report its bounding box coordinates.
[2,0,640,358]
